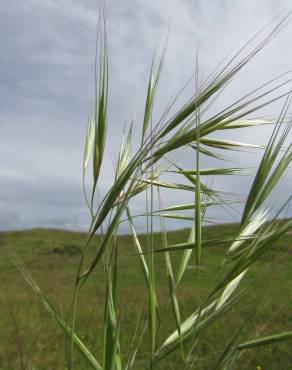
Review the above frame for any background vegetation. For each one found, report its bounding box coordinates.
[1,225,292,370]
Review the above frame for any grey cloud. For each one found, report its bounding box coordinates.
[0,0,291,231]
[0,210,20,230]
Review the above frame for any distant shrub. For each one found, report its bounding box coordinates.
[51,244,82,255]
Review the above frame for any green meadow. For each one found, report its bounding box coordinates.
[1,224,292,370]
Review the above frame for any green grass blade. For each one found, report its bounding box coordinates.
[158,193,184,358]
[126,206,150,284]
[91,7,109,207]
[157,200,239,213]
[176,167,247,176]
[83,117,96,172]
[83,117,96,213]
[200,136,265,151]
[176,226,195,287]
[142,37,167,143]
[116,122,133,179]
[241,96,292,224]
[237,330,292,350]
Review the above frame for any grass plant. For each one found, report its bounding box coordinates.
[2,4,292,370]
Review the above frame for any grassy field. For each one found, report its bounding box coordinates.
[0,223,292,370]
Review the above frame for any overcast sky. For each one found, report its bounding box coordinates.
[0,0,292,232]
